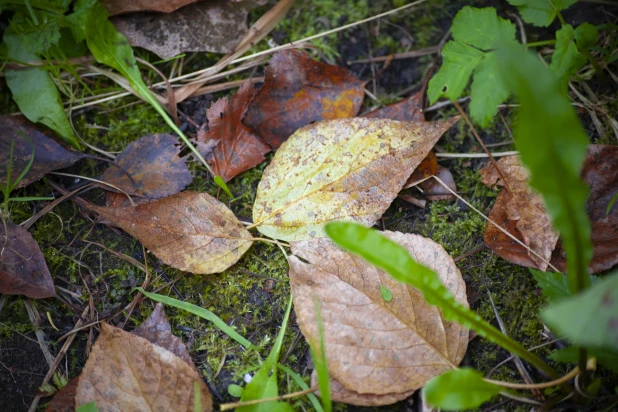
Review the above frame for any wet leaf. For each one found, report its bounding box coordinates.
[101,133,192,199]
[363,92,425,122]
[481,155,559,271]
[243,50,365,149]
[253,117,458,241]
[288,233,468,404]
[91,191,253,274]
[424,368,501,410]
[0,116,85,189]
[102,0,198,15]
[112,0,265,59]
[75,323,212,411]
[0,220,56,299]
[197,81,270,182]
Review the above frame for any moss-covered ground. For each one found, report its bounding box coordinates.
[1,0,617,411]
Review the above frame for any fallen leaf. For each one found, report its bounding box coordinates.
[91,191,253,274]
[422,165,457,201]
[105,191,151,208]
[197,81,270,182]
[253,117,458,241]
[0,219,56,299]
[75,323,212,411]
[102,0,198,15]
[243,50,365,149]
[311,374,414,407]
[289,233,468,404]
[481,155,559,271]
[404,150,439,187]
[363,92,425,122]
[112,0,266,59]
[46,376,79,412]
[0,115,85,189]
[100,133,192,199]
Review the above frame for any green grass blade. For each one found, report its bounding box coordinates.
[277,364,324,412]
[9,196,55,202]
[325,222,559,379]
[136,288,253,349]
[309,301,331,412]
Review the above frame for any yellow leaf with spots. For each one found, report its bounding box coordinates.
[252,117,459,241]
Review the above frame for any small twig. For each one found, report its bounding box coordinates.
[23,300,55,367]
[435,151,518,159]
[486,366,580,390]
[453,244,486,262]
[347,46,439,64]
[219,386,318,411]
[21,183,93,230]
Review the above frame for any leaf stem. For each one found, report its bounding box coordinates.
[486,366,579,390]
[219,386,317,411]
[524,40,556,48]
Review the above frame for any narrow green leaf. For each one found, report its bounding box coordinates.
[549,346,618,372]
[228,384,245,398]
[193,382,202,412]
[469,52,510,127]
[507,0,577,27]
[8,196,55,202]
[325,222,559,379]
[309,301,331,412]
[424,368,502,410]
[136,288,253,349]
[496,42,592,293]
[277,364,324,412]
[380,284,393,302]
[550,24,587,82]
[76,402,98,412]
[214,175,233,198]
[542,271,618,351]
[451,6,515,50]
[606,192,618,215]
[531,269,598,303]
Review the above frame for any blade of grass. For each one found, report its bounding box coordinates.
[277,364,324,412]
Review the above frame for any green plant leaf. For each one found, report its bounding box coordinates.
[4,33,79,149]
[469,52,510,127]
[550,24,587,82]
[542,271,618,351]
[379,284,393,302]
[238,298,294,412]
[549,346,618,372]
[228,384,245,398]
[325,222,559,379]
[309,301,331,412]
[11,12,61,55]
[424,368,502,410]
[574,23,599,50]
[277,364,324,412]
[76,402,98,412]
[507,0,577,27]
[496,42,592,293]
[531,269,598,303]
[450,6,516,50]
[607,192,618,215]
[136,288,253,349]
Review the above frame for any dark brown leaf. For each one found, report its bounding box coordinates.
[243,49,365,149]
[102,0,199,16]
[197,81,270,182]
[0,220,55,299]
[0,115,85,189]
[101,133,192,199]
[363,92,425,122]
[46,376,79,412]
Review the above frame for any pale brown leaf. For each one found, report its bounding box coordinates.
[311,373,414,406]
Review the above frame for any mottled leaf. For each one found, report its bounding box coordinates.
[197,81,270,182]
[0,220,56,299]
[101,133,192,199]
[363,92,425,122]
[102,0,198,15]
[253,117,458,241]
[289,233,468,404]
[92,191,253,274]
[243,50,365,149]
[0,116,85,189]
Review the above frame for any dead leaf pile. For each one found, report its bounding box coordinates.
[482,145,618,274]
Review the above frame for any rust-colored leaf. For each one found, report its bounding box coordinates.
[0,220,55,299]
[102,0,198,16]
[243,50,365,148]
[405,150,439,187]
[363,92,425,122]
[46,376,79,412]
[101,133,192,199]
[197,81,270,182]
[75,323,212,411]
[288,233,468,405]
[0,115,85,189]
[481,155,559,271]
[91,191,252,274]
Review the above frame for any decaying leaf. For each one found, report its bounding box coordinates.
[101,133,192,199]
[0,115,85,189]
[289,233,468,405]
[243,50,365,149]
[92,191,253,274]
[363,92,425,122]
[46,376,79,412]
[0,220,55,299]
[102,0,198,15]
[481,155,559,271]
[76,323,212,411]
[197,81,270,182]
[112,0,265,59]
[253,117,459,241]
[312,375,414,407]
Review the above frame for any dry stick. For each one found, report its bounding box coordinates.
[136,57,179,125]
[453,244,486,262]
[435,151,518,158]
[23,300,55,367]
[118,244,151,329]
[486,365,582,390]
[347,45,439,64]
[191,77,265,98]
[21,184,93,230]
[49,172,136,207]
[453,100,515,199]
[219,386,318,411]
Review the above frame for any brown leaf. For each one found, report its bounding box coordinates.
[311,373,414,406]
[112,0,266,59]
[197,81,270,182]
[0,115,85,189]
[481,156,559,271]
[243,50,365,149]
[91,191,253,274]
[423,165,457,201]
[404,150,439,188]
[0,220,55,299]
[75,323,212,411]
[288,233,468,404]
[363,92,425,122]
[102,0,198,15]
[101,133,192,199]
[46,376,79,412]
[105,191,151,208]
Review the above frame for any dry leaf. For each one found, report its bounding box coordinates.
[197,81,270,182]
[253,117,459,241]
[481,155,559,271]
[76,323,212,411]
[46,376,79,412]
[101,133,192,199]
[423,166,457,201]
[243,50,365,149]
[363,92,425,122]
[102,0,198,15]
[92,191,253,274]
[112,0,265,59]
[0,115,85,189]
[0,220,55,299]
[289,233,468,405]
[311,374,414,406]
